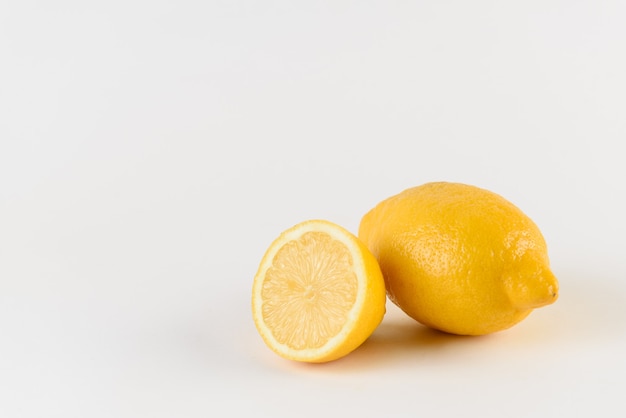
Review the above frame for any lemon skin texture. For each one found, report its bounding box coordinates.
[358,182,559,336]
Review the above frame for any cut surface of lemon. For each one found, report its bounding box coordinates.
[252,219,386,363]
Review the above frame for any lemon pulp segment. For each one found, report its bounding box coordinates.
[261,231,358,349]
[252,219,386,363]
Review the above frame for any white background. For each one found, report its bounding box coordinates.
[1,1,625,417]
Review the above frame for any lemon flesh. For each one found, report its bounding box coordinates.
[252,220,386,362]
[359,182,559,336]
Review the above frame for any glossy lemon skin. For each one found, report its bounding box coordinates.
[359,182,558,336]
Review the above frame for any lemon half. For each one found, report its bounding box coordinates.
[252,219,386,362]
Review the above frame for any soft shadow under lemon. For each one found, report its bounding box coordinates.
[299,302,494,372]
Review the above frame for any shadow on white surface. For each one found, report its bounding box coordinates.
[307,304,500,372]
[273,269,626,373]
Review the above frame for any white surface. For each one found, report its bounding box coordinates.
[1,1,625,417]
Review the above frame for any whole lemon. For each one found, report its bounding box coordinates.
[358,182,559,336]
